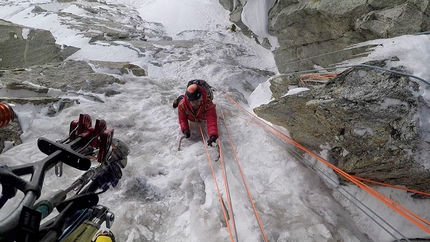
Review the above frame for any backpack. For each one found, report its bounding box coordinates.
[187,79,213,101]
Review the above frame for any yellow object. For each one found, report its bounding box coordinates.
[95,235,113,242]
[62,221,99,242]
[94,230,115,242]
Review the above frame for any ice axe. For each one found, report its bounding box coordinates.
[178,135,186,151]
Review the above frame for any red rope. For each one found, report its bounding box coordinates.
[198,124,235,242]
[224,93,430,233]
[219,108,269,242]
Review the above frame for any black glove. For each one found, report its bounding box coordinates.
[184,130,190,138]
[207,135,217,147]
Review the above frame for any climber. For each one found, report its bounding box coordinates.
[228,24,237,32]
[176,81,218,147]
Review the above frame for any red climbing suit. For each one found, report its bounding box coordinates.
[177,85,218,138]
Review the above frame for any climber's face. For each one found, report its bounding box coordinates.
[190,98,202,109]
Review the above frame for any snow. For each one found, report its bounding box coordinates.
[346,34,430,82]
[133,0,232,38]
[1,0,430,241]
[241,0,279,50]
[284,87,310,96]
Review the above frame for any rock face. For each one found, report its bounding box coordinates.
[0,60,128,104]
[219,0,430,73]
[254,60,430,192]
[0,118,22,153]
[0,20,65,69]
[0,60,132,152]
[0,1,149,153]
[219,0,430,193]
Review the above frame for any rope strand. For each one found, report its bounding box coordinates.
[224,92,430,237]
[218,139,239,242]
[198,124,235,242]
[218,104,269,242]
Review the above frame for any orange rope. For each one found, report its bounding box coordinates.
[219,109,269,242]
[224,93,430,234]
[352,175,430,197]
[198,124,235,242]
[300,73,337,82]
[218,139,238,240]
[229,110,430,231]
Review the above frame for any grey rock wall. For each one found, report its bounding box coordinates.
[0,60,131,152]
[254,60,430,192]
[0,1,148,153]
[273,0,430,72]
[0,20,65,69]
[219,0,430,193]
[220,0,430,73]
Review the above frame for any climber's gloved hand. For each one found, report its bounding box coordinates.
[184,130,190,138]
[207,135,217,147]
